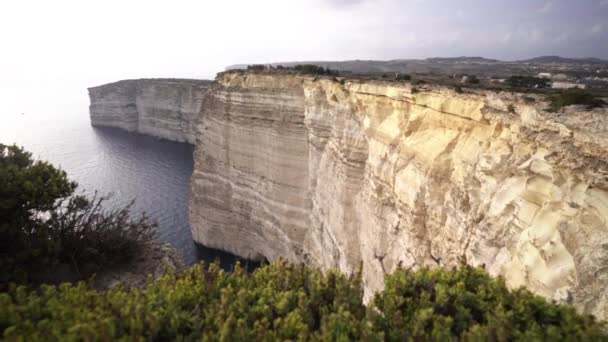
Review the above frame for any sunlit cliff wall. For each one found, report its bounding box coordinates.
[191,71,608,319]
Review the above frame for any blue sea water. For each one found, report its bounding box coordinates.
[1,98,245,268]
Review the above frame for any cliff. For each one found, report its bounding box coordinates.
[88,79,211,144]
[191,71,608,319]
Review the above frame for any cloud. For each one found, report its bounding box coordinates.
[526,27,544,43]
[324,0,367,7]
[552,31,571,44]
[590,23,605,34]
[1,0,608,92]
[538,0,554,13]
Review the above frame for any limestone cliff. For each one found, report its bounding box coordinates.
[191,71,608,320]
[88,79,211,144]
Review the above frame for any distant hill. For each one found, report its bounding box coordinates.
[426,57,500,64]
[227,60,417,74]
[519,56,608,64]
[225,55,608,77]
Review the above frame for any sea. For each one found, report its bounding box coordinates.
[1,84,245,269]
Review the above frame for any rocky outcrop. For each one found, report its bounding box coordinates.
[191,71,608,320]
[33,241,183,290]
[93,241,184,290]
[88,79,211,144]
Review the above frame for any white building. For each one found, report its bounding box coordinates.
[552,82,586,89]
[552,73,569,80]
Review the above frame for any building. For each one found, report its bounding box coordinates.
[552,82,586,89]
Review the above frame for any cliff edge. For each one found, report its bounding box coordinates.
[190,71,608,319]
[88,79,211,144]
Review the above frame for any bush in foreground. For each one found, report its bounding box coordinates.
[1,144,76,284]
[371,266,604,341]
[1,262,605,341]
[0,144,154,286]
[0,261,370,341]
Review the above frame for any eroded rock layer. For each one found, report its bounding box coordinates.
[191,71,608,320]
[89,79,211,144]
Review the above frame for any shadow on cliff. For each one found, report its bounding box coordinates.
[195,243,264,272]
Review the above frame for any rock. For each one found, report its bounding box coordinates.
[29,240,184,291]
[93,241,184,290]
[88,79,211,144]
[190,71,608,320]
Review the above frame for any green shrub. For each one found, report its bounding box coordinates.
[1,263,604,341]
[1,144,75,284]
[48,194,154,277]
[293,64,339,76]
[507,75,552,89]
[455,86,463,94]
[547,90,606,112]
[507,104,516,114]
[247,64,267,71]
[370,266,605,341]
[466,75,480,84]
[0,261,374,341]
[0,145,154,286]
[411,87,419,94]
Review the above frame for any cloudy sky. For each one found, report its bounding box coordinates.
[1,0,607,113]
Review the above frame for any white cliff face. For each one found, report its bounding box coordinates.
[88,79,211,144]
[190,71,608,320]
[190,74,310,262]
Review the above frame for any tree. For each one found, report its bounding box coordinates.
[293,64,339,76]
[466,75,480,84]
[0,145,154,286]
[396,73,412,81]
[507,75,552,89]
[547,89,606,112]
[0,145,75,283]
[247,64,267,71]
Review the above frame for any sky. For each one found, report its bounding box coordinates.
[1,0,607,115]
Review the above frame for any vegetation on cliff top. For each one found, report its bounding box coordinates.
[247,64,339,76]
[0,144,154,287]
[1,261,605,341]
[506,75,553,89]
[547,89,607,112]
